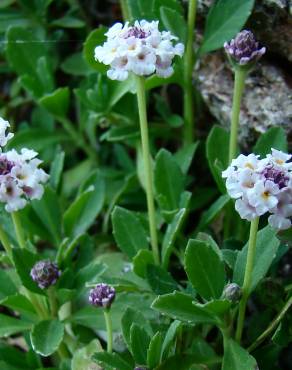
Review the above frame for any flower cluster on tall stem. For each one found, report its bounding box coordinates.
[95,21,184,264]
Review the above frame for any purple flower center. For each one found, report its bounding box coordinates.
[125,26,148,39]
[262,166,289,189]
[0,156,15,176]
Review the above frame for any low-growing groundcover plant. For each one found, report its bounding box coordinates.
[0,1,291,370]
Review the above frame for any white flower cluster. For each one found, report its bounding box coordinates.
[0,118,49,212]
[94,20,184,81]
[222,149,292,230]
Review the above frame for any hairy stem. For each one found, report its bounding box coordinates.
[11,211,26,249]
[248,296,292,352]
[235,217,259,342]
[183,0,197,145]
[103,309,113,353]
[135,76,160,265]
[228,68,247,164]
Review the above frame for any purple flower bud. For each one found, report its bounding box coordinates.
[30,260,60,289]
[134,367,149,370]
[89,283,116,309]
[223,283,242,303]
[224,30,266,66]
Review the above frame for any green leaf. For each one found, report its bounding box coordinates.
[233,226,280,293]
[152,291,216,324]
[133,249,154,278]
[196,194,230,231]
[200,0,255,54]
[156,354,205,370]
[147,332,163,368]
[197,299,232,316]
[51,15,85,28]
[61,52,90,76]
[101,125,139,142]
[112,206,149,258]
[1,294,38,321]
[174,142,199,175]
[162,208,188,268]
[39,87,70,117]
[146,264,179,294]
[153,0,183,17]
[72,339,102,370]
[107,76,136,109]
[31,186,62,245]
[254,127,288,156]
[0,269,17,300]
[31,319,64,357]
[161,320,181,360]
[160,6,186,42]
[206,125,229,193]
[83,27,108,73]
[130,324,150,364]
[0,313,31,337]
[93,352,132,370]
[49,151,65,190]
[222,338,257,370]
[154,149,185,213]
[185,239,226,300]
[122,308,153,351]
[5,27,49,78]
[64,170,105,237]
[6,129,68,152]
[12,249,44,295]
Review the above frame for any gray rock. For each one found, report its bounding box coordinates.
[197,52,292,146]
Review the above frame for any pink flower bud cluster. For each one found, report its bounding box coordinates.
[222,149,292,230]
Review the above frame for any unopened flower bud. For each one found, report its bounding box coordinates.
[134,367,149,370]
[223,283,242,303]
[224,30,266,67]
[30,260,60,289]
[89,283,116,309]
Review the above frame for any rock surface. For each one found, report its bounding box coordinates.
[197,52,292,147]
[196,0,292,145]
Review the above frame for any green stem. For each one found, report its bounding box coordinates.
[103,309,113,353]
[248,295,292,352]
[235,217,259,343]
[48,286,58,317]
[120,0,130,20]
[0,224,13,259]
[11,211,26,249]
[135,76,160,265]
[228,68,247,164]
[183,0,197,145]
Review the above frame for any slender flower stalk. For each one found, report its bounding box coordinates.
[103,309,113,353]
[228,68,247,163]
[183,0,197,145]
[248,295,292,352]
[0,224,12,259]
[235,216,259,342]
[11,211,26,249]
[136,76,159,265]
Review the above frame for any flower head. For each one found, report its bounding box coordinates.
[89,283,116,309]
[94,20,184,81]
[30,260,60,289]
[222,149,292,230]
[224,30,266,67]
[0,119,49,212]
[134,367,149,370]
